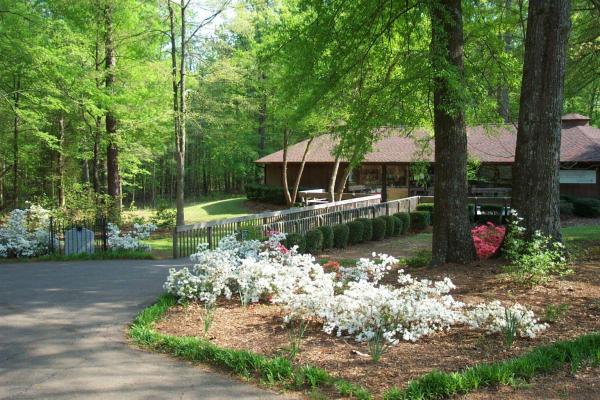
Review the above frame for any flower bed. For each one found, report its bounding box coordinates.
[154,232,600,397]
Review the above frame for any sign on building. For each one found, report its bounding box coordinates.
[559,169,597,184]
[65,227,95,255]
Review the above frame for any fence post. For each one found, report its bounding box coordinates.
[102,218,108,252]
[48,217,55,254]
[172,227,178,258]
[207,226,213,249]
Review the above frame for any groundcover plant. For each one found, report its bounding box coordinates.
[164,232,548,346]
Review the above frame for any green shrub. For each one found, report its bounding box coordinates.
[285,233,306,253]
[347,221,364,245]
[304,229,324,254]
[383,216,396,237]
[244,183,285,205]
[478,204,504,225]
[372,217,386,241]
[393,212,410,234]
[409,211,430,231]
[332,224,350,248]
[317,225,334,249]
[151,205,176,229]
[403,250,432,268]
[559,200,574,215]
[357,218,373,241]
[416,203,434,225]
[392,216,403,236]
[572,198,600,218]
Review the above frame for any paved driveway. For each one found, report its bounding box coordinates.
[0,259,284,399]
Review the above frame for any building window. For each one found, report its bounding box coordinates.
[387,165,407,188]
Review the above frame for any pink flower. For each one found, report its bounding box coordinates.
[471,224,506,260]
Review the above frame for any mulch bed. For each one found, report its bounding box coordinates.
[154,255,600,398]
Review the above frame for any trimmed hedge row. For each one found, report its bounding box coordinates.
[280,212,423,255]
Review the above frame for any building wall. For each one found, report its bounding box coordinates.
[264,163,347,189]
[559,168,600,198]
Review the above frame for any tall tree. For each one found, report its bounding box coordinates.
[512,0,571,239]
[430,0,475,265]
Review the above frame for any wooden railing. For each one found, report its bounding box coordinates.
[172,195,511,258]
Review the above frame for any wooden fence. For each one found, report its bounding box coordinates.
[172,195,511,258]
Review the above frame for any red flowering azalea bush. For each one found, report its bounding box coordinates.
[472,222,506,260]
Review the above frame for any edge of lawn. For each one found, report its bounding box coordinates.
[129,294,600,400]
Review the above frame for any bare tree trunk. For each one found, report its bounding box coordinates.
[12,75,20,209]
[258,72,267,157]
[92,28,102,194]
[281,127,292,206]
[291,137,314,204]
[497,0,512,123]
[430,0,476,266]
[335,164,352,201]
[512,0,570,240]
[328,156,341,202]
[104,4,121,221]
[57,112,66,207]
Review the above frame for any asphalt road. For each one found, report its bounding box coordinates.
[0,259,284,399]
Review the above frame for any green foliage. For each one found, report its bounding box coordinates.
[371,217,386,241]
[332,224,350,249]
[356,218,373,241]
[572,198,600,218]
[381,216,394,238]
[305,229,324,254]
[393,212,410,234]
[285,233,306,253]
[409,212,430,231]
[502,309,518,348]
[544,303,570,323]
[151,204,176,229]
[37,249,154,262]
[559,200,574,215]
[402,250,432,268]
[503,215,571,285]
[391,216,403,236]
[347,221,364,245]
[383,333,600,400]
[415,203,434,225]
[244,184,285,205]
[317,226,334,250]
[129,294,371,398]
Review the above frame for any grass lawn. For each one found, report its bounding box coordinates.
[127,196,251,225]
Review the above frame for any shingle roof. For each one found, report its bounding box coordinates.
[256,120,600,164]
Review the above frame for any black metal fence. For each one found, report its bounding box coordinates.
[48,217,109,255]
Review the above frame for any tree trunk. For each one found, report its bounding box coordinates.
[92,28,102,194]
[512,0,570,240]
[497,0,512,123]
[12,75,20,209]
[281,127,292,206]
[328,156,341,202]
[335,164,352,201]
[104,4,121,221]
[57,112,66,207]
[173,0,187,226]
[291,137,314,204]
[258,72,267,157]
[429,0,476,266]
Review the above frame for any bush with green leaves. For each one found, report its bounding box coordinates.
[151,203,177,229]
[402,250,432,268]
[559,200,574,215]
[317,225,334,249]
[391,216,403,236]
[371,217,386,241]
[244,183,285,205]
[383,216,396,237]
[285,233,306,253]
[503,210,571,285]
[356,218,373,241]
[347,221,364,245]
[409,211,430,231]
[393,212,410,234]
[572,197,600,218]
[304,229,324,254]
[416,203,434,225]
[332,224,350,248]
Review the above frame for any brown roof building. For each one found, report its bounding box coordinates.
[256,115,600,200]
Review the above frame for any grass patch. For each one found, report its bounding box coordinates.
[383,332,600,400]
[129,294,371,399]
[561,225,600,260]
[37,250,154,261]
[127,197,250,224]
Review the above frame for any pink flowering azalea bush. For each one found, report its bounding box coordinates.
[471,222,506,260]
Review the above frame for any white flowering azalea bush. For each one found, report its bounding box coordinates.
[467,301,548,339]
[503,210,571,285]
[107,222,157,251]
[164,232,548,357]
[0,205,54,258]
